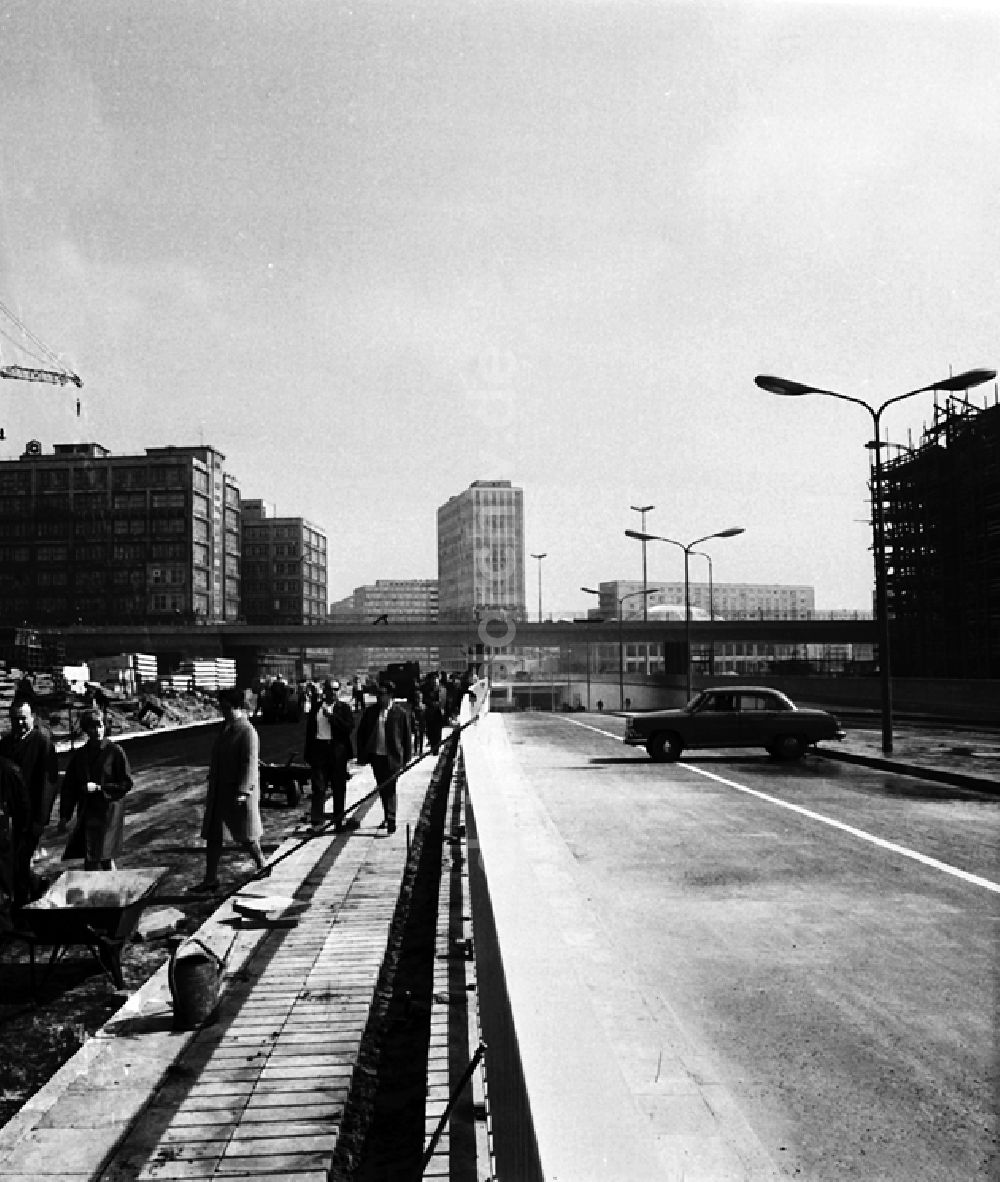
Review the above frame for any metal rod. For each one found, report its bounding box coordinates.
[420,1040,488,1171]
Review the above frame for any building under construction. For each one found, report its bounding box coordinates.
[881,391,1000,678]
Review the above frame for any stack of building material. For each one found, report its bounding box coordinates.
[88,653,159,697]
[175,657,236,692]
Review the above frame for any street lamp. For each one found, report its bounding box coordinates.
[582,585,656,711]
[530,552,547,707]
[530,552,547,623]
[630,504,655,621]
[690,550,714,676]
[756,367,995,755]
[625,526,745,700]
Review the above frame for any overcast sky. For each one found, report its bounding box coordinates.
[1,0,996,613]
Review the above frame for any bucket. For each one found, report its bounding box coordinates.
[168,936,225,1030]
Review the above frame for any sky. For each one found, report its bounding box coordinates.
[1,0,997,615]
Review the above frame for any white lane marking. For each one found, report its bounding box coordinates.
[560,717,1000,895]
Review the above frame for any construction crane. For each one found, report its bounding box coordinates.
[0,297,83,438]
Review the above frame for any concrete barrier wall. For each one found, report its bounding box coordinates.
[460,713,666,1182]
[555,675,1000,723]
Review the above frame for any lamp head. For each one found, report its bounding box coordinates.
[625,528,657,542]
[755,374,822,397]
[933,367,996,392]
[715,527,745,539]
[581,586,600,595]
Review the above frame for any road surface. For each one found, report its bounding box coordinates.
[498,711,998,1180]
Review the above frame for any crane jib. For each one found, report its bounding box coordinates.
[0,364,83,388]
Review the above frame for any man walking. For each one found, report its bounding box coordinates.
[356,682,411,835]
[304,679,355,833]
[199,688,268,892]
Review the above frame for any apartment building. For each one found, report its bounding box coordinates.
[0,439,240,625]
[240,499,328,625]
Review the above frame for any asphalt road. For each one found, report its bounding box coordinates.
[501,712,999,1181]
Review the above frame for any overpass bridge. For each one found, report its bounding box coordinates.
[58,616,875,663]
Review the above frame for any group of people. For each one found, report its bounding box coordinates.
[0,696,131,930]
[0,669,473,924]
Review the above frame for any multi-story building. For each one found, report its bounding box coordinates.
[0,439,240,625]
[328,579,439,675]
[437,479,525,622]
[240,499,328,625]
[590,580,819,676]
[598,579,816,621]
[881,396,1000,677]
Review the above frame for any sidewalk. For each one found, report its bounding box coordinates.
[816,721,1000,793]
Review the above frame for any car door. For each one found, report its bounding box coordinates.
[687,691,742,748]
[737,691,786,747]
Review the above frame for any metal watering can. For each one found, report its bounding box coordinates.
[168,935,227,1030]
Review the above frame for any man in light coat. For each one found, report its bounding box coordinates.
[199,688,267,891]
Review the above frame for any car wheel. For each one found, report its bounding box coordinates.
[647,732,682,763]
[771,734,806,761]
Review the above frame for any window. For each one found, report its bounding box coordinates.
[38,544,69,562]
[152,491,186,509]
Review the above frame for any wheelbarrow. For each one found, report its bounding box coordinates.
[259,756,311,807]
[16,867,168,992]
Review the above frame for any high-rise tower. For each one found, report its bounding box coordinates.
[437,480,525,622]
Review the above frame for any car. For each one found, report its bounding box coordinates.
[623,685,846,762]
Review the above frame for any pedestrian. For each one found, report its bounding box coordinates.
[355,682,411,836]
[410,686,425,755]
[198,687,268,891]
[0,756,31,930]
[304,679,356,833]
[0,696,59,864]
[57,708,133,870]
[424,682,444,755]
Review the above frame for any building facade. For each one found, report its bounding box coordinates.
[240,499,328,625]
[328,578,439,674]
[881,397,1000,677]
[0,439,240,625]
[437,479,525,623]
[591,580,820,676]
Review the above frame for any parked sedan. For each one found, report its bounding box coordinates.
[623,686,846,762]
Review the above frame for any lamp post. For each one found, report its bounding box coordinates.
[530,552,547,623]
[530,553,547,708]
[756,367,995,756]
[625,526,745,701]
[691,550,714,676]
[630,504,655,621]
[582,585,655,711]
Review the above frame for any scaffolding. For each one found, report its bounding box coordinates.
[879,389,1000,678]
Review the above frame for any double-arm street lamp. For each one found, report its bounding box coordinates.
[630,504,655,620]
[755,367,996,756]
[581,585,656,711]
[691,550,715,675]
[625,526,745,700]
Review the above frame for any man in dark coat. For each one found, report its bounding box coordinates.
[0,697,59,862]
[304,679,355,832]
[58,709,133,870]
[0,756,31,931]
[355,682,411,835]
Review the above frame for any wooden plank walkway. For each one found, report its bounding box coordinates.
[0,755,437,1182]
